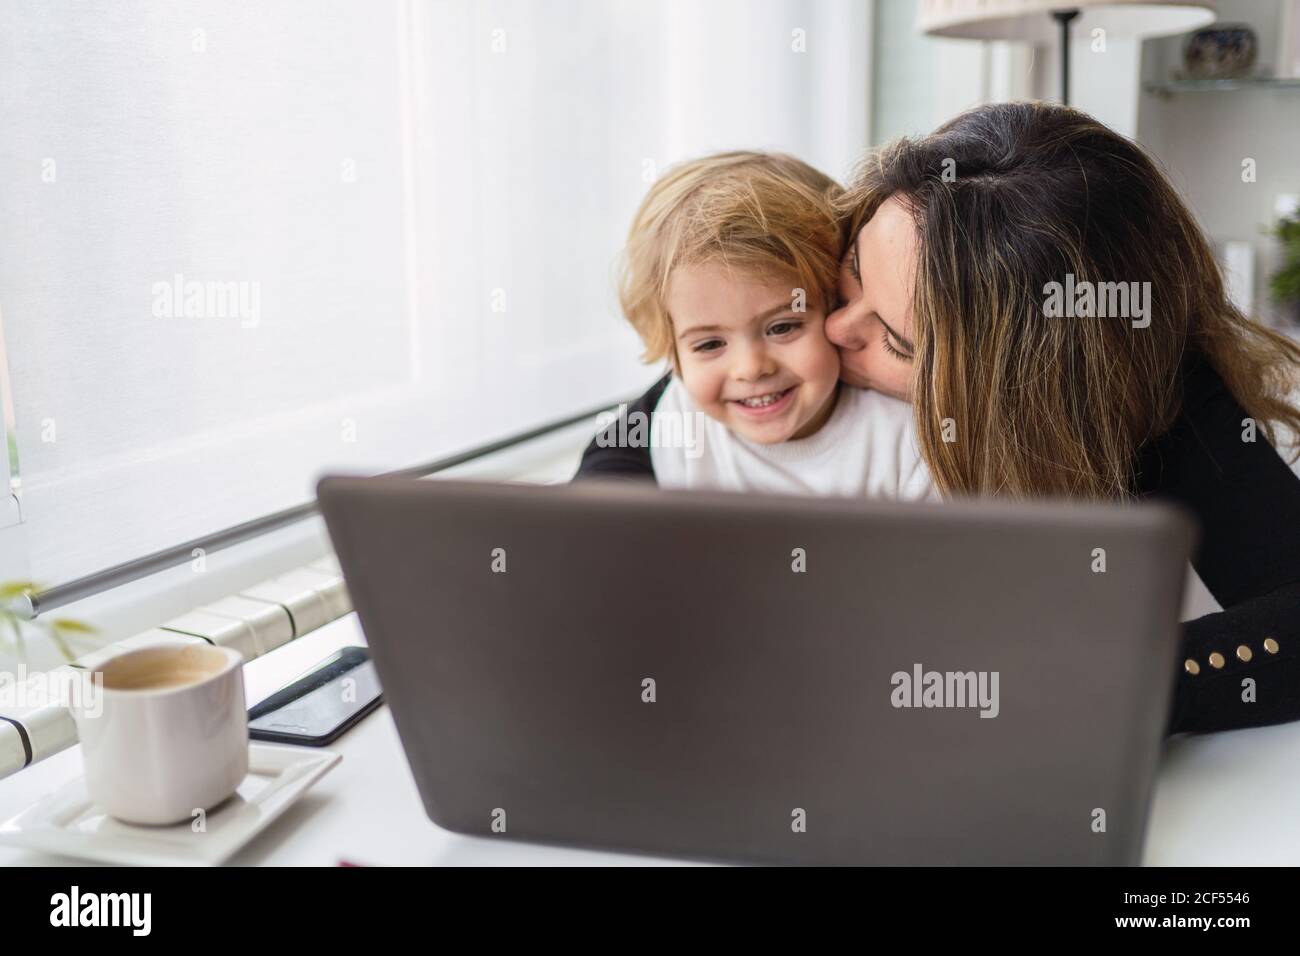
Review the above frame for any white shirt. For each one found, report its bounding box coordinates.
[649,377,936,500]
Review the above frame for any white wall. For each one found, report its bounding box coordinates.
[872,0,1006,144]
[1137,0,1300,326]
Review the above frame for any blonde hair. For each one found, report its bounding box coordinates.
[619,151,845,364]
[837,102,1300,500]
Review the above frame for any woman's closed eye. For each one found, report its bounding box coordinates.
[881,326,912,361]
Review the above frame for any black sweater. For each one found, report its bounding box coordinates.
[574,361,1300,736]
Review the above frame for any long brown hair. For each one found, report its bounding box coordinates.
[838,101,1300,499]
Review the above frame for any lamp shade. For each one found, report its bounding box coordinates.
[918,0,1217,42]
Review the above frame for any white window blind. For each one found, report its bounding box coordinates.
[0,0,872,589]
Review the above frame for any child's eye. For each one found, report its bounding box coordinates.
[767,320,802,337]
[692,339,724,353]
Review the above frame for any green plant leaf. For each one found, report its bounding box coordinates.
[4,614,26,661]
[49,631,77,664]
[1270,215,1300,306]
[0,580,40,600]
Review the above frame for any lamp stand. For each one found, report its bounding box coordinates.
[1052,9,1081,105]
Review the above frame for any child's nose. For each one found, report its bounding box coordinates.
[732,343,776,381]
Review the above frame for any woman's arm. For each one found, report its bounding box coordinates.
[1168,581,1300,733]
[1135,356,1300,734]
[572,374,670,481]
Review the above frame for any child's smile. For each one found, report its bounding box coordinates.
[730,385,796,415]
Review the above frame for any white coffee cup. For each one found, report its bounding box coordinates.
[72,642,249,826]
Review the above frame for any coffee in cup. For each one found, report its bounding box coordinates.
[73,642,249,826]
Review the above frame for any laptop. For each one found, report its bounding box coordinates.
[316,475,1195,865]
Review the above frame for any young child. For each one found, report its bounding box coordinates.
[581,151,932,500]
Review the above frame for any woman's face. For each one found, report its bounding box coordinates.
[824,195,918,402]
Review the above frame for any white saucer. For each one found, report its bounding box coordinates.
[0,743,341,866]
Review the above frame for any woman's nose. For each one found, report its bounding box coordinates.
[825,301,868,351]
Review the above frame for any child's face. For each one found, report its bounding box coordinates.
[667,262,840,444]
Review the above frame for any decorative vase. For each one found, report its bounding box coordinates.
[1183,24,1258,79]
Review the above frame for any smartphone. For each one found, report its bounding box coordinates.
[248,646,383,746]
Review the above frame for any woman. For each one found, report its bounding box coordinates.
[578,102,1300,736]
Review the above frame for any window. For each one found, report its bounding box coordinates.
[0,0,872,606]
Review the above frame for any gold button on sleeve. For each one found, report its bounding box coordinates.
[1208,651,1226,669]
[1264,637,1280,655]
[1236,644,1253,662]
[1184,658,1201,676]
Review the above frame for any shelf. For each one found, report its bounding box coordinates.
[1145,76,1300,95]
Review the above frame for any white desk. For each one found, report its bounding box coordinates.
[1,613,1297,866]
